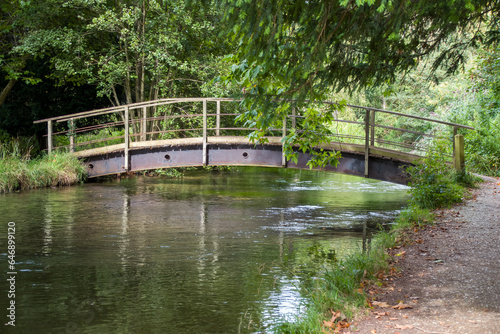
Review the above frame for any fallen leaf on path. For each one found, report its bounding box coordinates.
[373,311,389,316]
[394,324,414,329]
[392,302,413,309]
[372,301,391,308]
[371,330,377,334]
[339,321,351,328]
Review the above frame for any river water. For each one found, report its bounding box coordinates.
[0,167,407,333]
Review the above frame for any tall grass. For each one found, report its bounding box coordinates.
[276,239,392,333]
[0,138,86,193]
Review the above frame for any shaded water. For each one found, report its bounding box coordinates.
[0,167,407,333]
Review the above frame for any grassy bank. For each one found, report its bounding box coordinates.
[275,143,480,333]
[0,139,86,193]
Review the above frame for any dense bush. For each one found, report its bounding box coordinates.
[406,139,477,209]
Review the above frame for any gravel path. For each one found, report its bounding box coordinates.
[346,176,500,334]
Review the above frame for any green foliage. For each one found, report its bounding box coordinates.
[0,135,41,159]
[220,0,499,168]
[406,139,473,209]
[224,0,496,96]
[395,206,435,229]
[11,0,231,105]
[408,172,464,209]
[0,143,86,193]
[153,168,185,178]
[430,42,500,177]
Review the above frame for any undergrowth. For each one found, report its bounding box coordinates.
[0,138,86,193]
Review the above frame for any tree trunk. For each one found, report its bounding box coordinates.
[0,78,18,107]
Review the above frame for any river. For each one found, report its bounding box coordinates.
[0,167,407,333]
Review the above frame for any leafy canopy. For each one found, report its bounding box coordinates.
[220,0,500,167]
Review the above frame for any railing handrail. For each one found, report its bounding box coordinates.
[33,97,236,124]
[33,97,473,130]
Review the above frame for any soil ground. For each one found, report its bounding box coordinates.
[345,176,500,334]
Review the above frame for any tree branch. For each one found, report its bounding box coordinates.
[0,78,18,107]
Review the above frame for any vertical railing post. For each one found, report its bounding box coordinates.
[202,99,207,166]
[452,126,458,162]
[124,106,130,172]
[291,107,296,129]
[68,119,75,153]
[454,133,465,172]
[370,110,375,146]
[216,100,220,136]
[141,106,147,141]
[282,114,287,167]
[364,109,370,178]
[47,120,53,154]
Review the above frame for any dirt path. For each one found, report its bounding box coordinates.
[346,176,500,334]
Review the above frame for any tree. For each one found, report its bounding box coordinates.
[0,0,40,108]
[4,0,231,139]
[220,0,500,167]
[13,0,229,104]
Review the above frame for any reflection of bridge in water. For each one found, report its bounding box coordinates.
[34,98,473,184]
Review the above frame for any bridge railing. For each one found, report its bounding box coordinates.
[33,97,474,171]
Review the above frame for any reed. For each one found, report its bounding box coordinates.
[0,138,86,193]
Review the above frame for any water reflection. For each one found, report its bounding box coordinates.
[0,167,407,333]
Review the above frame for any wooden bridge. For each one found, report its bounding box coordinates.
[33,98,473,184]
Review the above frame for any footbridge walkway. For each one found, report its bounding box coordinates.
[34,98,473,184]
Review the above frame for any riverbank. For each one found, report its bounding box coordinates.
[0,152,86,193]
[345,176,500,333]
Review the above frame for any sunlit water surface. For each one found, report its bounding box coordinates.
[0,167,408,333]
